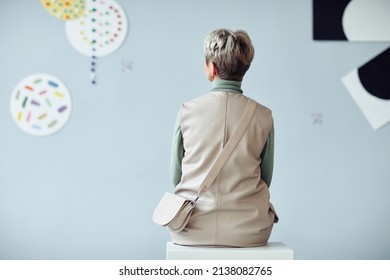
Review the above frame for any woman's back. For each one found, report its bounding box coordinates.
[171,90,277,247]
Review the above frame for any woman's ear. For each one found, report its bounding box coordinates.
[204,61,219,81]
[212,62,219,78]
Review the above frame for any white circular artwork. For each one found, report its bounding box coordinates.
[10,74,72,136]
[65,0,128,57]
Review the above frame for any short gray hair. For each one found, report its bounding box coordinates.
[204,29,255,81]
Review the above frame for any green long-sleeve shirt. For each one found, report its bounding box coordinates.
[170,80,274,187]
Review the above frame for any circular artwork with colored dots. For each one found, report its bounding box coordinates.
[40,0,86,20]
[10,74,72,137]
[65,0,128,57]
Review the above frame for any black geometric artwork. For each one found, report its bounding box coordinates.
[313,0,350,40]
[313,0,390,42]
[342,47,390,130]
[358,48,390,100]
[315,0,390,130]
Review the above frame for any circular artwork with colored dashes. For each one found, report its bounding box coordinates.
[40,0,86,20]
[10,74,72,136]
[65,0,128,57]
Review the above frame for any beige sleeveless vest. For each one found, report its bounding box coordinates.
[171,91,278,247]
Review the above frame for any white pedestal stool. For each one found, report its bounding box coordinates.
[166,242,294,260]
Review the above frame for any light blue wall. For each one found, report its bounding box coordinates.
[0,0,389,259]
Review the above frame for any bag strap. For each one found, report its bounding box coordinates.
[193,99,257,202]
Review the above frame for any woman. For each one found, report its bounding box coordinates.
[170,28,278,247]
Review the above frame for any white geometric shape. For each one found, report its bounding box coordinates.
[341,68,390,130]
[65,0,128,57]
[342,0,390,41]
[166,242,294,260]
[10,73,72,136]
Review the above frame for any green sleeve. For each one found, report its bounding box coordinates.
[260,121,274,188]
[170,110,184,187]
